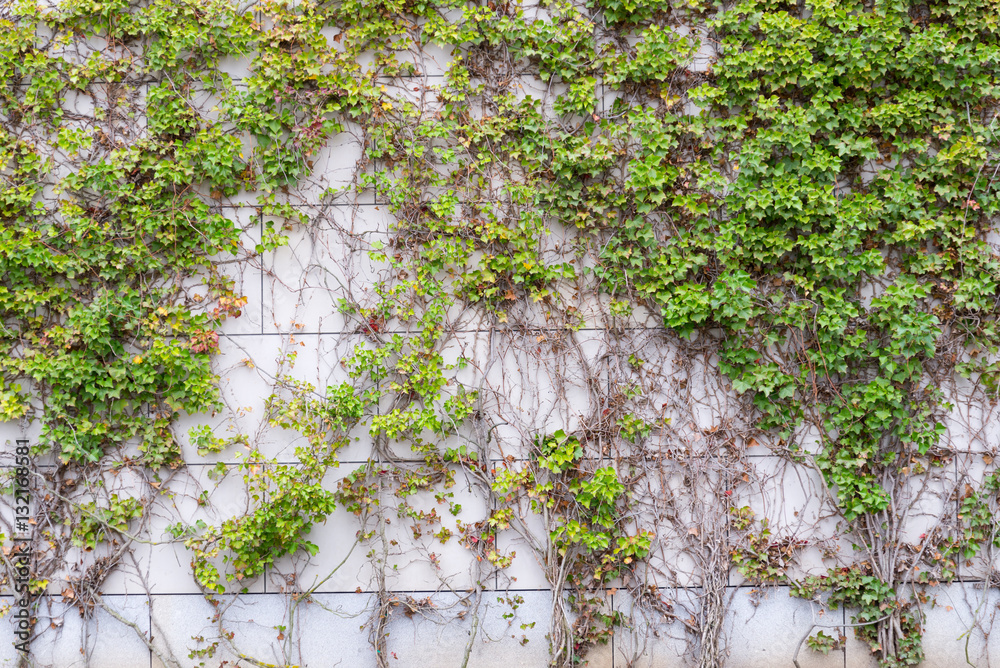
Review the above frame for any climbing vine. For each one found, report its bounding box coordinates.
[4,0,1000,666]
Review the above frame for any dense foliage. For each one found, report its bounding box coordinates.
[3,0,1000,665]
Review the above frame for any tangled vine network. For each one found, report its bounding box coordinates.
[3,0,1000,665]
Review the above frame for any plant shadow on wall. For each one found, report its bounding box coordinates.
[4,0,1000,666]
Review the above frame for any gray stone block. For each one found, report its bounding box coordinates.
[725,586,845,668]
[15,595,151,668]
[296,593,376,668]
[613,588,698,668]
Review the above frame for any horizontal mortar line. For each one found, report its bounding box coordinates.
[0,459,374,469]
[207,74,450,83]
[169,460,380,467]
[0,453,864,470]
[219,326,668,337]
[120,585,679,597]
[58,587,598,598]
[39,197,574,211]
[0,454,828,472]
[2,76,450,90]
[218,198,585,209]
[210,202,388,209]
[10,581,990,600]
[174,460,561,467]
[1,83,146,89]
[12,581,900,600]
